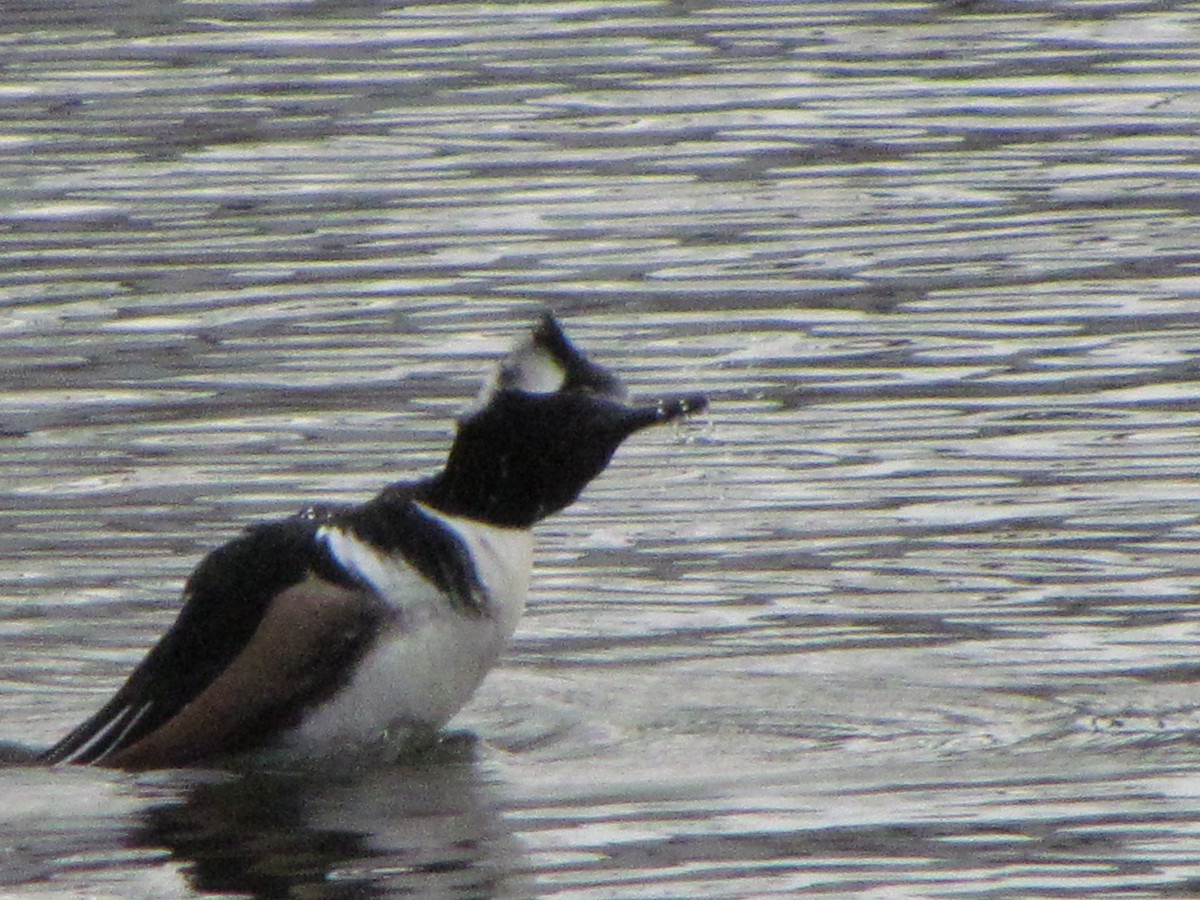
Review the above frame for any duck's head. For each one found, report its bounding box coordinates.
[426,313,707,527]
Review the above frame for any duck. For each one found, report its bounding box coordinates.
[39,313,706,769]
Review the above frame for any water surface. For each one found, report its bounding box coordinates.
[3,0,1200,896]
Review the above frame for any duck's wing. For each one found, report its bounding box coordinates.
[40,520,379,768]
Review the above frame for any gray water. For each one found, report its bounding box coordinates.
[3,0,1200,896]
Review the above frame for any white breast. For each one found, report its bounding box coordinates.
[282,509,532,761]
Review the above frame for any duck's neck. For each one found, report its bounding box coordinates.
[414,459,545,530]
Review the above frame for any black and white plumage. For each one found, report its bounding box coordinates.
[39,314,706,770]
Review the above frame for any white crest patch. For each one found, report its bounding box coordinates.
[503,339,568,393]
[470,337,567,413]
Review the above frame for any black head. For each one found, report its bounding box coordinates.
[420,314,706,528]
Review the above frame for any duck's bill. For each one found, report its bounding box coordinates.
[622,393,709,432]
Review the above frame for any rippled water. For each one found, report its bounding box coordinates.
[4,0,1200,896]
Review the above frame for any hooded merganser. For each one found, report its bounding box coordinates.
[40,314,706,770]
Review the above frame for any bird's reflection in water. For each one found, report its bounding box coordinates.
[130,735,529,898]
